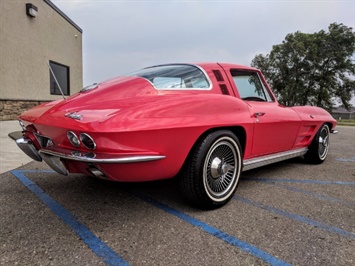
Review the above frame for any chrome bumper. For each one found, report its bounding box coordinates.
[9,131,166,176]
[39,148,166,177]
[39,148,166,164]
[8,131,42,162]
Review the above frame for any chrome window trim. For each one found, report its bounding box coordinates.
[231,70,275,102]
[256,72,274,102]
[131,63,213,91]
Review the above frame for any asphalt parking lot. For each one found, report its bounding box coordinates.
[1,126,354,266]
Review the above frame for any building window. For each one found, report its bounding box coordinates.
[49,61,70,95]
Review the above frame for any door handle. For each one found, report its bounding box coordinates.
[254,112,265,117]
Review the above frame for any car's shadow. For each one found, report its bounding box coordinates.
[24,156,305,217]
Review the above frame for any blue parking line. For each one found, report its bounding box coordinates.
[246,179,355,208]
[130,190,290,266]
[243,178,355,185]
[235,196,355,240]
[11,170,129,266]
[336,156,355,162]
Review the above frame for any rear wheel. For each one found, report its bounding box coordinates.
[304,123,330,164]
[179,130,242,209]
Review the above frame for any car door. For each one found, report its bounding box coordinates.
[229,69,301,157]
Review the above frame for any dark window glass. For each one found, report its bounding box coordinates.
[49,61,70,95]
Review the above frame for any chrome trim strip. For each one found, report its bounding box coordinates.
[132,63,213,91]
[18,120,26,131]
[39,148,166,164]
[242,148,308,171]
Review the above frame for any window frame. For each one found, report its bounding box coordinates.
[49,60,70,96]
[230,70,274,102]
[129,64,212,90]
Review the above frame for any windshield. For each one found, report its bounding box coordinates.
[128,64,211,90]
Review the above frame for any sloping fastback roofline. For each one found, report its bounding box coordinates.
[43,0,83,33]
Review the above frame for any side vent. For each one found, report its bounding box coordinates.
[212,70,224,81]
[219,84,230,95]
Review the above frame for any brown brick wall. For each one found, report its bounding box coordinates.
[0,100,48,121]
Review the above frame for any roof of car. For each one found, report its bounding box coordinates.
[194,62,258,71]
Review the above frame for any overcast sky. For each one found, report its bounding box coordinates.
[52,0,354,87]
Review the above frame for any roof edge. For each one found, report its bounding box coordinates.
[43,0,83,33]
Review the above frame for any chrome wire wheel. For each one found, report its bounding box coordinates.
[304,123,331,164]
[318,125,330,160]
[179,130,242,209]
[203,136,241,202]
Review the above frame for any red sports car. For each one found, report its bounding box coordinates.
[9,63,337,209]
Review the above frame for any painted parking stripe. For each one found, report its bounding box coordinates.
[11,170,129,266]
[336,156,355,162]
[244,177,355,185]
[257,182,355,208]
[235,196,355,240]
[130,190,290,266]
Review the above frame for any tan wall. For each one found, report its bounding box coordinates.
[0,0,82,102]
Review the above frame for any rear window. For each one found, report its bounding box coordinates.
[129,64,211,90]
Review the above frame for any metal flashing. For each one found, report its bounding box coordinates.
[43,0,83,33]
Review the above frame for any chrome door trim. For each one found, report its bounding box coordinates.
[243,148,308,171]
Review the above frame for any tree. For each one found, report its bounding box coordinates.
[251,23,355,112]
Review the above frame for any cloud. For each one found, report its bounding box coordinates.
[52,0,354,85]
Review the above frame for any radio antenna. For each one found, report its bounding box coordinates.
[46,60,66,100]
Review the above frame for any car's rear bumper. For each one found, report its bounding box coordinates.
[39,148,166,176]
[8,131,166,177]
[8,131,42,162]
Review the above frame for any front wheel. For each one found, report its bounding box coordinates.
[179,130,242,209]
[304,123,330,164]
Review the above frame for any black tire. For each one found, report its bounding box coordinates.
[179,130,242,209]
[304,123,330,164]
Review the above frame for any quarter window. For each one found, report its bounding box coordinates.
[49,61,70,96]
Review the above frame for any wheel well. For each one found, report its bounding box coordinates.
[326,122,333,130]
[177,126,247,178]
[193,126,246,157]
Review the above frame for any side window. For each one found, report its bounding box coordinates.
[231,70,272,102]
[49,61,70,96]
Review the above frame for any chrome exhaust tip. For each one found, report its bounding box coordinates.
[87,167,106,179]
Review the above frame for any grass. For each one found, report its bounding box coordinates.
[336,119,355,126]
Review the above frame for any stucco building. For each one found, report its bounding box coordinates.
[0,0,83,120]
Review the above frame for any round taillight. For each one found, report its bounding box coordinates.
[67,131,80,147]
[80,133,96,150]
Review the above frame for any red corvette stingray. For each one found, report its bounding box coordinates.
[9,63,337,209]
